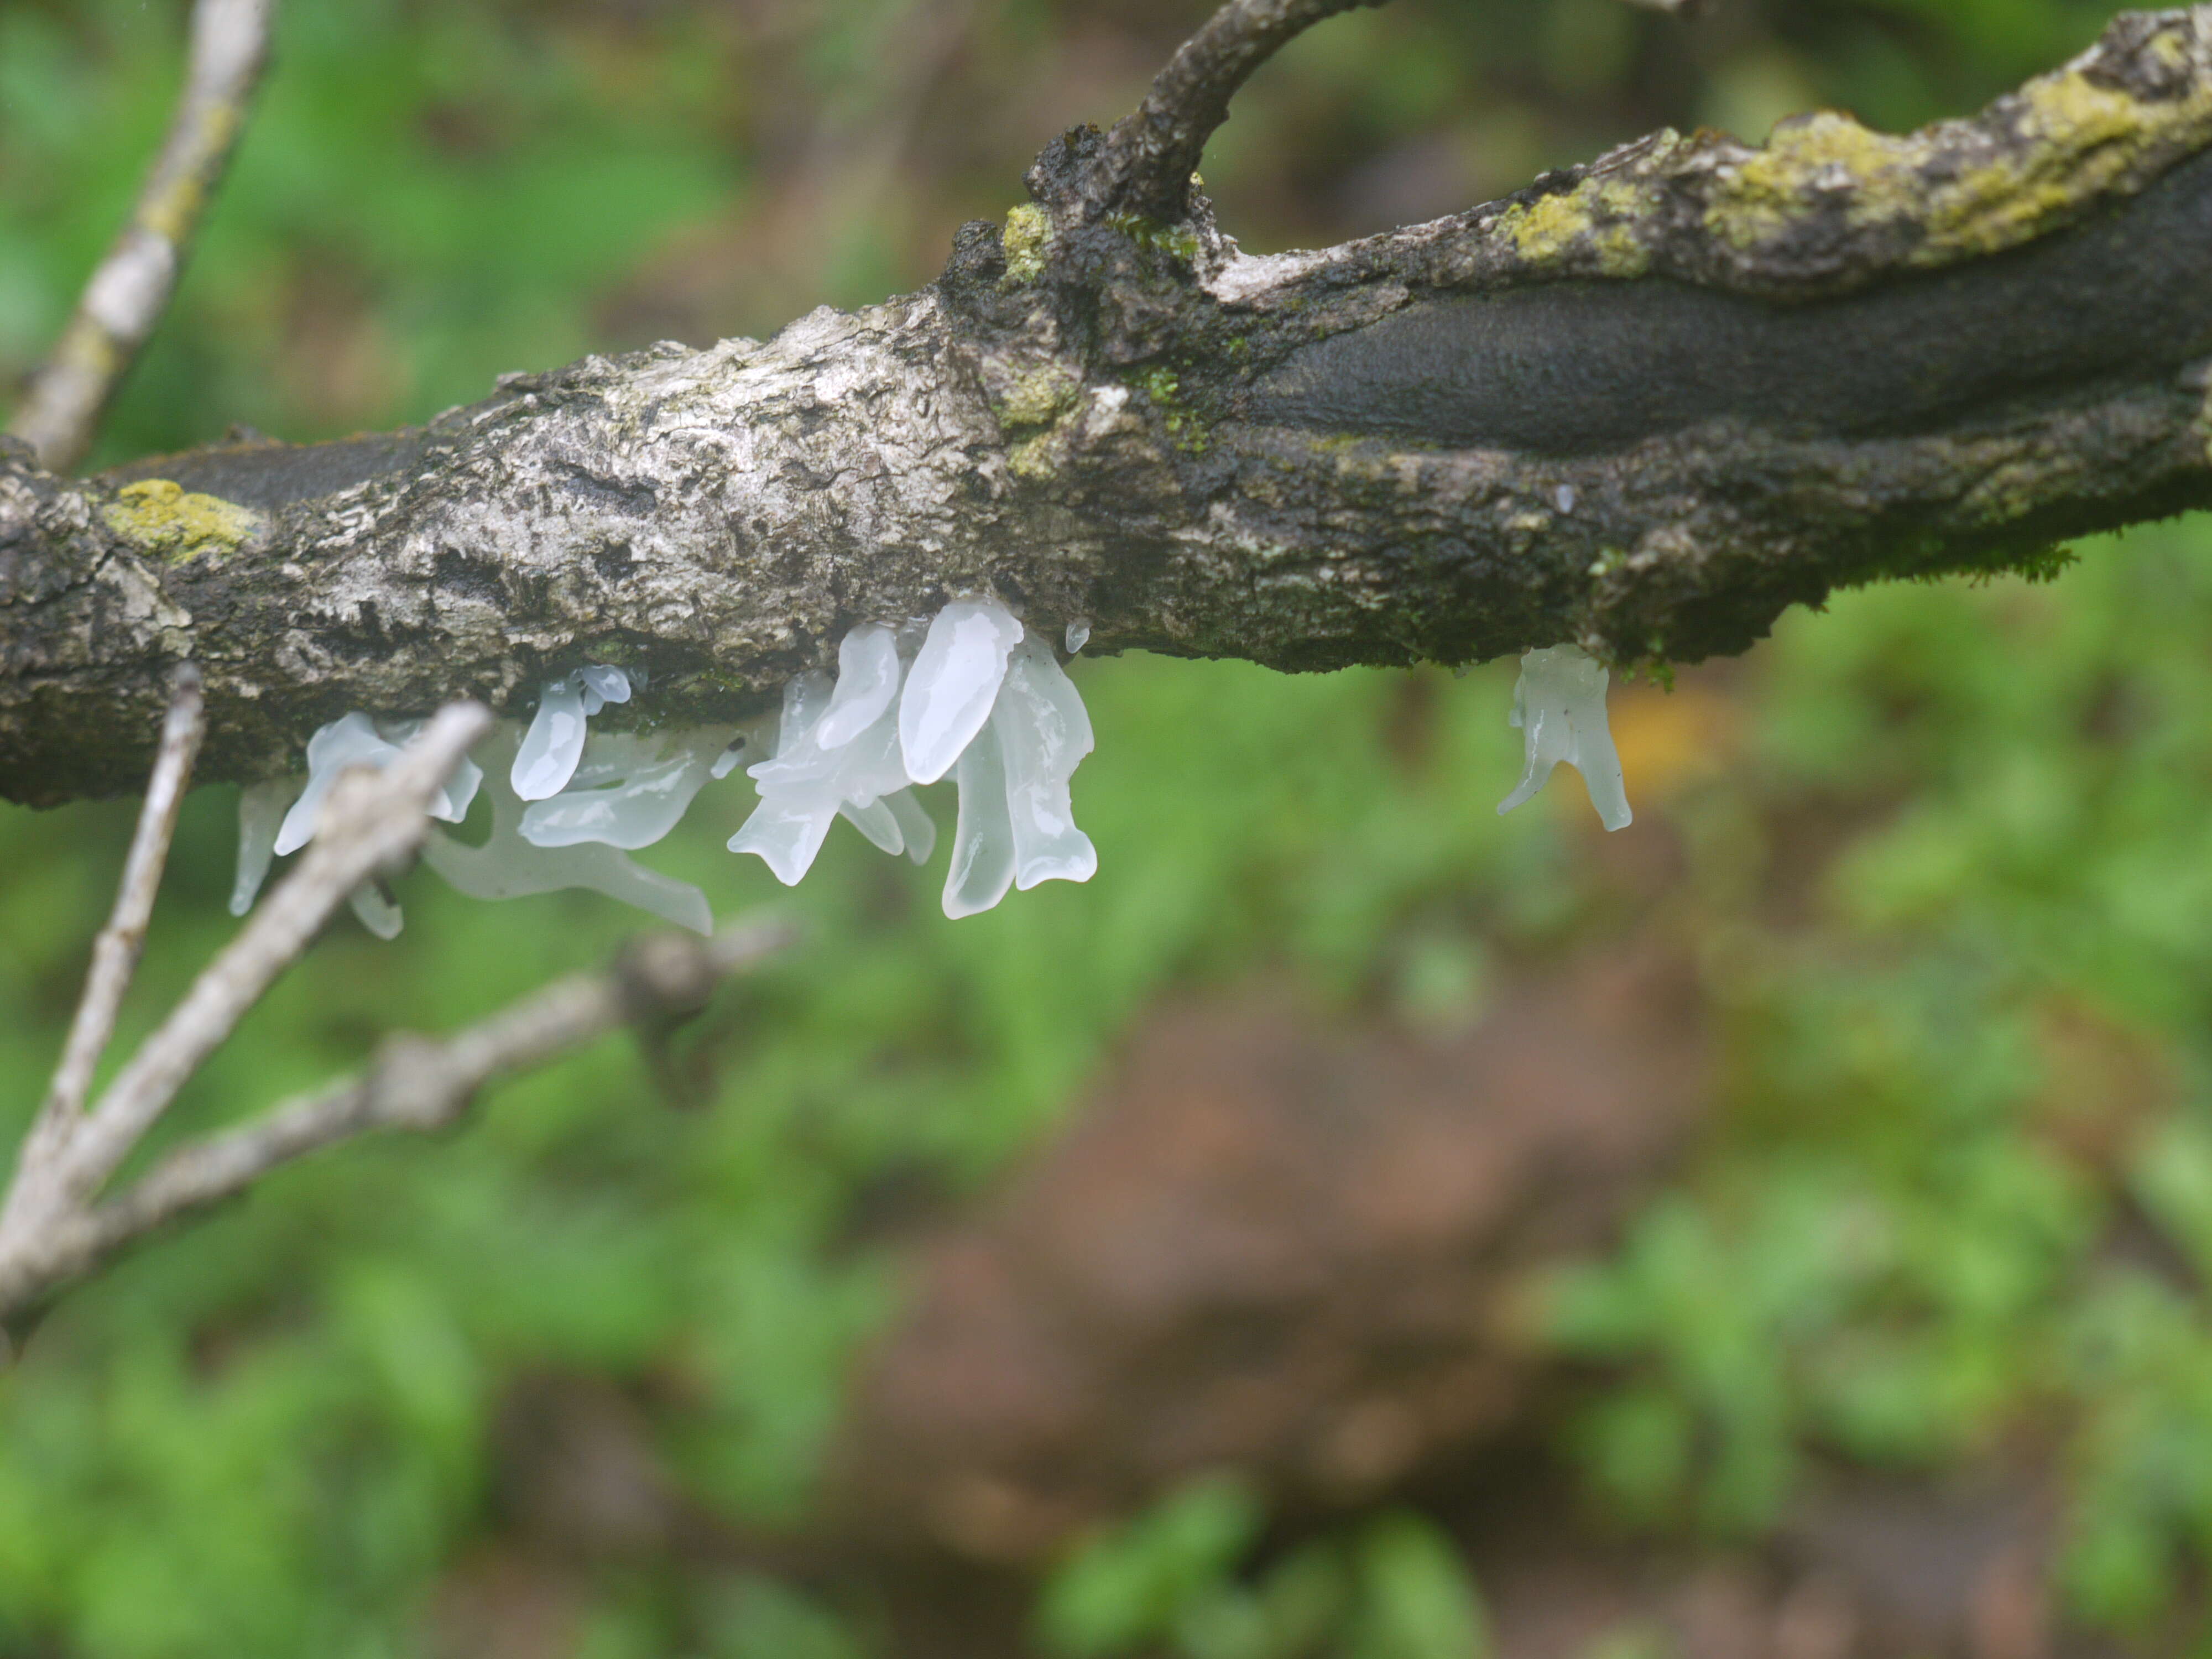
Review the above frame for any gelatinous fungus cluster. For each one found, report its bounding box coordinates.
[1498,644,1633,833]
[229,609,1632,939]
[229,597,1100,935]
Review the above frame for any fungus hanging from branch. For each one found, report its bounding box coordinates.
[1498,644,1633,832]
[228,598,1101,935]
[17,7,2212,811]
[513,664,635,802]
[727,594,1097,919]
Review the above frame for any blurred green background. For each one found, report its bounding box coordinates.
[7,0,2212,1653]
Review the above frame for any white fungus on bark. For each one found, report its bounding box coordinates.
[510,665,634,800]
[898,597,1023,785]
[815,624,901,748]
[576,664,633,716]
[273,712,477,857]
[1497,643,1632,832]
[726,594,1097,916]
[232,601,1101,935]
[224,603,1651,942]
[995,633,1097,889]
[512,677,589,800]
[422,724,713,935]
[943,718,1018,919]
[229,777,295,916]
[518,727,732,851]
[259,712,482,936]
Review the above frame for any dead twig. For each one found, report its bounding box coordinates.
[0,691,796,1346]
[21,920,794,1317]
[0,701,492,1323]
[20,666,204,1172]
[1079,0,1391,223]
[6,0,277,471]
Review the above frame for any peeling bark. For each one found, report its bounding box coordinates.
[9,6,2212,806]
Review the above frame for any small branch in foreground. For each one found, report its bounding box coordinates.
[19,919,795,1323]
[0,701,491,1327]
[51,703,493,1213]
[5,0,276,472]
[0,686,795,1345]
[23,665,204,1165]
[1079,0,1389,223]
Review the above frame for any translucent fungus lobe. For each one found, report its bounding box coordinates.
[577,663,633,715]
[244,602,1098,938]
[429,725,713,935]
[995,632,1097,889]
[898,596,1022,785]
[512,676,589,800]
[230,778,295,915]
[943,719,1019,919]
[727,672,844,885]
[815,624,901,749]
[519,728,731,851]
[1497,643,1632,831]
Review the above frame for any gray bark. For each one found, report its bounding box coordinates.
[10,5,2212,806]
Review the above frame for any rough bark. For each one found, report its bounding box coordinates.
[10,6,2212,806]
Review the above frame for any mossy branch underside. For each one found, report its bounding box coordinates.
[10,6,2212,805]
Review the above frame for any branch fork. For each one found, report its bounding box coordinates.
[0,677,791,1349]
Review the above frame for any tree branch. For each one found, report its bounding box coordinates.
[4,0,277,473]
[0,919,792,1329]
[7,6,2212,807]
[29,665,202,1145]
[1077,0,1390,224]
[0,702,490,1313]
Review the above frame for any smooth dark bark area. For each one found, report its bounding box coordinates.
[9,6,2212,805]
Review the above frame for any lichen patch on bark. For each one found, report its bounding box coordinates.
[100,479,263,564]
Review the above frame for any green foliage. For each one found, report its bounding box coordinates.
[1543,516,2212,1631]
[9,1,2212,1654]
[0,636,1563,1655]
[1037,1481,1488,1659]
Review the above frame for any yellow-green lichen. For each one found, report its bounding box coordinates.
[101,478,262,564]
[1929,69,2207,255]
[1705,55,2212,264]
[1103,212,1202,265]
[995,362,1082,430]
[1131,365,1209,455]
[1494,171,1658,276]
[1003,203,1051,285]
[1008,431,1062,481]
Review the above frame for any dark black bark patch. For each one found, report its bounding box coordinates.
[1251,149,2212,456]
[104,430,432,508]
[593,540,637,583]
[433,548,505,605]
[553,461,658,516]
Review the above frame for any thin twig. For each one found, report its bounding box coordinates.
[23,666,204,1169]
[1079,0,1391,223]
[56,704,492,1209]
[0,703,489,1278]
[0,691,795,1337]
[34,921,794,1302]
[6,0,276,472]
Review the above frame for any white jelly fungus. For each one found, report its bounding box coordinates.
[1497,643,1632,832]
[234,603,1098,934]
[898,597,1023,785]
[230,606,1646,942]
